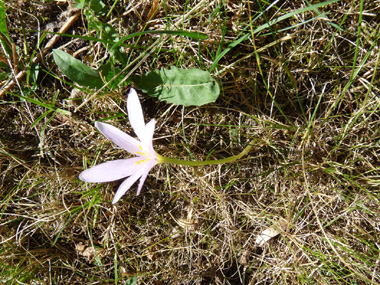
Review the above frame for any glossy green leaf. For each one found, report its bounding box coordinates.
[53,49,103,89]
[134,66,220,106]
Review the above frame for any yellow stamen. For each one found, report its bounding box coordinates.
[134,145,152,165]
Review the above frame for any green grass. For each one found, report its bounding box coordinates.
[1,0,380,283]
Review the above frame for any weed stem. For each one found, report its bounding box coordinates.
[156,139,255,166]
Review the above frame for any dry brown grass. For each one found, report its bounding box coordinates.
[1,0,380,284]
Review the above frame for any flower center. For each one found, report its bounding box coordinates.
[134,145,152,165]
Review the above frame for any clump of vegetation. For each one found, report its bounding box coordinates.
[1,0,379,283]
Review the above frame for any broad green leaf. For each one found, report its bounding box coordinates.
[74,0,105,14]
[53,49,103,89]
[133,66,220,106]
[125,277,137,285]
[74,0,86,9]
[0,2,12,57]
[89,0,106,14]
[0,1,9,40]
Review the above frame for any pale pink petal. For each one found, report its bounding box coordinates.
[143,119,156,156]
[95,121,141,154]
[136,161,156,196]
[127,88,147,143]
[112,171,143,204]
[79,158,141,182]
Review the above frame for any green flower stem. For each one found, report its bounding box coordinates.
[156,140,254,167]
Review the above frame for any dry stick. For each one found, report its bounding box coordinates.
[0,10,81,98]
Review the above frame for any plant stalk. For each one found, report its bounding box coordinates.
[157,140,254,166]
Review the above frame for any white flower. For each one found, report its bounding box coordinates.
[79,88,158,204]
